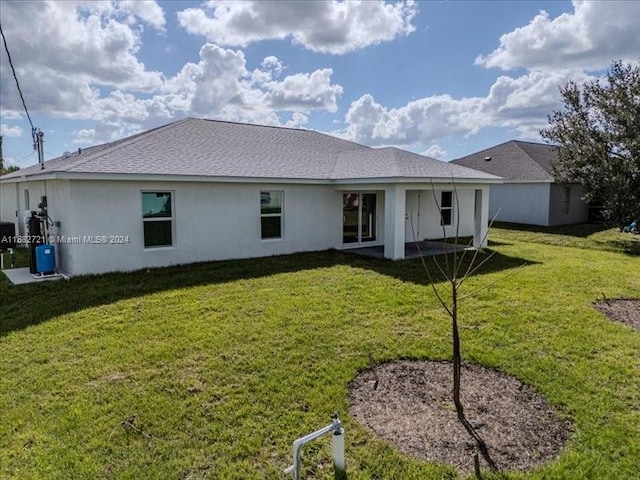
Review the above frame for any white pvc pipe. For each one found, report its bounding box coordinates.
[285,416,344,480]
[332,427,345,477]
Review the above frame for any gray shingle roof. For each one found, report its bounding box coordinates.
[334,147,497,180]
[2,118,499,182]
[451,140,558,182]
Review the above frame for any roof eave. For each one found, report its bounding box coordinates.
[500,178,553,184]
[0,171,61,183]
[1,171,503,185]
[332,176,503,184]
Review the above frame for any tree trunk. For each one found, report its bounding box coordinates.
[452,283,464,418]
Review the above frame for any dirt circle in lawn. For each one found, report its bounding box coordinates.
[594,298,640,329]
[349,360,573,476]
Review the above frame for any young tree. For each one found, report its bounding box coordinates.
[411,182,512,472]
[541,59,640,227]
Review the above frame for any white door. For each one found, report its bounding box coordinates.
[405,191,420,242]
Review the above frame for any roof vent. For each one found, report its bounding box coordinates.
[484,156,492,162]
[63,151,72,158]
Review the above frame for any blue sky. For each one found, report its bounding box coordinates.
[1,1,638,168]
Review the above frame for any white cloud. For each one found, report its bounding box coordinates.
[476,1,640,71]
[177,0,417,54]
[486,69,595,137]
[161,43,342,124]
[343,69,596,149]
[2,156,19,167]
[263,69,342,112]
[344,93,485,147]
[0,0,343,144]
[0,124,23,138]
[93,121,143,144]
[0,110,22,120]
[261,56,284,76]
[284,113,309,129]
[0,0,165,122]
[72,129,96,145]
[119,0,166,31]
[423,144,447,159]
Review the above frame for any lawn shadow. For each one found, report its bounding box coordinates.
[493,222,639,255]
[487,239,513,247]
[494,222,610,238]
[342,248,536,288]
[1,249,534,337]
[600,238,640,256]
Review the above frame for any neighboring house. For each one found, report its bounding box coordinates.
[452,140,589,226]
[0,118,499,276]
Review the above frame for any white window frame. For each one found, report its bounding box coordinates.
[440,191,453,226]
[141,191,175,249]
[260,190,284,240]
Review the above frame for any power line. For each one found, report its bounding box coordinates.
[16,151,36,162]
[0,20,44,169]
[0,20,35,131]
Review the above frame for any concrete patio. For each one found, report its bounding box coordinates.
[345,240,470,259]
[1,267,65,286]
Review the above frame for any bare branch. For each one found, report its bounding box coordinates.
[459,210,501,286]
[430,179,451,278]
[432,252,451,283]
[108,414,154,442]
[411,209,452,316]
[454,208,482,280]
[459,250,497,286]
[415,237,453,317]
[368,353,379,390]
[452,175,461,281]
[458,263,528,301]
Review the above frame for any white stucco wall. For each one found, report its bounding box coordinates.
[58,180,343,275]
[3,178,495,274]
[0,179,67,234]
[489,183,551,226]
[405,186,487,241]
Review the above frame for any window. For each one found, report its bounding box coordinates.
[260,191,283,239]
[440,191,453,226]
[142,192,173,247]
[562,187,571,215]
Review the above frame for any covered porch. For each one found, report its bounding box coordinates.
[345,239,469,260]
[339,183,490,261]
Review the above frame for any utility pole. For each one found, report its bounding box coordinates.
[32,128,44,169]
[0,135,4,170]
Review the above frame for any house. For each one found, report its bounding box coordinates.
[0,118,500,276]
[452,140,589,226]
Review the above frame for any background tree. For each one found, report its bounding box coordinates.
[0,136,20,176]
[541,59,640,227]
[0,165,20,176]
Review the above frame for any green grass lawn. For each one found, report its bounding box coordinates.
[1,227,639,479]
[492,222,640,255]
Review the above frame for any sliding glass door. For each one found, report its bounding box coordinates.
[343,193,377,244]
